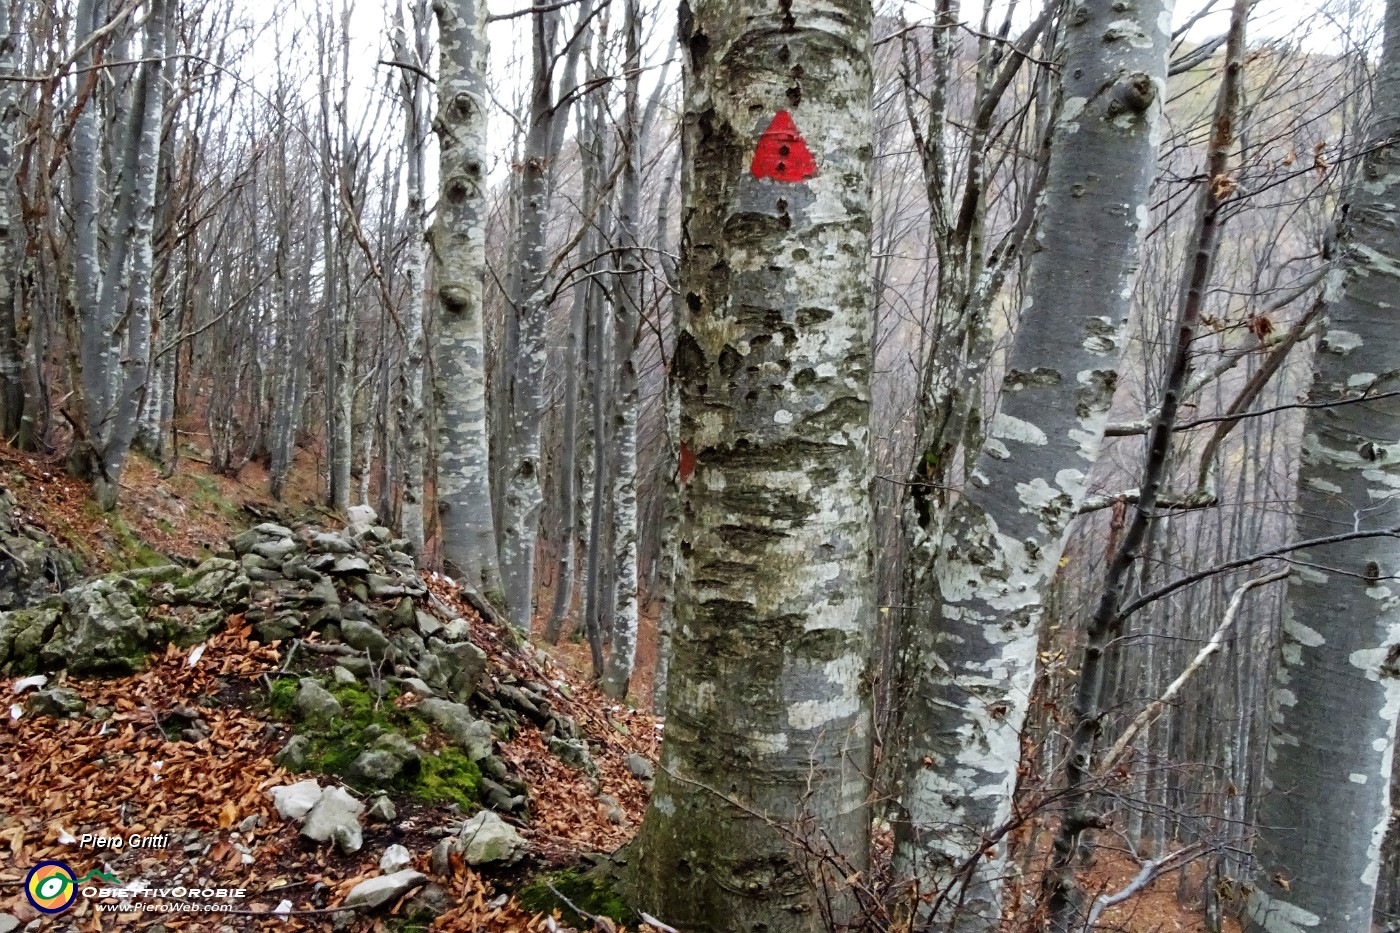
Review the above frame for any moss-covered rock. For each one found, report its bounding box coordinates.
[267,677,481,809]
[517,866,637,928]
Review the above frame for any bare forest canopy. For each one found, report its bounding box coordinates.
[3,0,1400,930]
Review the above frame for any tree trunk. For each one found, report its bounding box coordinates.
[600,0,643,700]
[70,0,170,509]
[1248,1,1400,927]
[433,0,503,597]
[0,0,24,441]
[892,0,1171,924]
[394,0,430,555]
[626,0,876,926]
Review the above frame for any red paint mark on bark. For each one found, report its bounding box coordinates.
[750,111,817,182]
[679,442,695,483]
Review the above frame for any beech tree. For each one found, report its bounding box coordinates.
[69,0,171,510]
[434,0,503,595]
[893,0,1172,923]
[1248,0,1400,927]
[626,0,877,927]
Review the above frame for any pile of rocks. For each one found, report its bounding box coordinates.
[0,484,83,612]
[0,506,618,920]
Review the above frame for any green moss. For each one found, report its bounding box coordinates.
[384,909,437,933]
[267,676,476,808]
[517,869,636,928]
[190,474,239,519]
[267,676,300,717]
[82,507,169,569]
[412,747,480,809]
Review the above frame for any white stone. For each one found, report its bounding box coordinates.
[300,786,365,854]
[268,779,323,820]
[456,811,526,865]
[379,844,413,873]
[347,505,377,531]
[342,870,427,910]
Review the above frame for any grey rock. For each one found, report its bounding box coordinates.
[366,795,397,824]
[349,750,403,785]
[254,618,299,643]
[624,753,654,781]
[309,532,356,554]
[417,698,494,761]
[389,597,418,630]
[337,656,373,677]
[415,612,443,638]
[346,505,377,532]
[301,786,364,853]
[240,554,271,572]
[481,755,509,781]
[414,651,446,688]
[456,811,525,865]
[307,553,339,572]
[166,558,247,606]
[399,676,435,697]
[379,844,412,873]
[40,576,160,675]
[269,779,323,820]
[430,837,454,877]
[440,619,471,642]
[341,619,390,661]
[368,575,408,599]
[373,731,422,762]
[0,605,61,673]
[253,522,294,539]
[331,556,372,575]
[308,578,341,607]
[252,538,301,562]
[294,679,343,722]
[548,736,599,777]
[0,916,20,933]
[230,528,264,556]
[331,665,358,686]
[27,687,84,718]
[429,639,488,698]
[390,630,426,663]
[362,525,393,544]
[342,870,426,911]
[479,777,526,814]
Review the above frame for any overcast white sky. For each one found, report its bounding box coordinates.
[222,0,1381,194]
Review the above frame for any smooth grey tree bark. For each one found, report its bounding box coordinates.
[1041,0,1249,924]
[0,0,24,441]
[546,76,607,644]
[391,0,431,555]
[893,0,1173,925]
[626,0,877,926]
[70,0,170,509]
[497,0,590,631]
[600,0,644,700]
[1248,1,1400,928]
[433,0,503,597]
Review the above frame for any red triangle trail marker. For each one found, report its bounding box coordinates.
[751,111,817,183]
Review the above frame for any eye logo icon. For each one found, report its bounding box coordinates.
[25,861,77,913]
[23,861,119,914]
